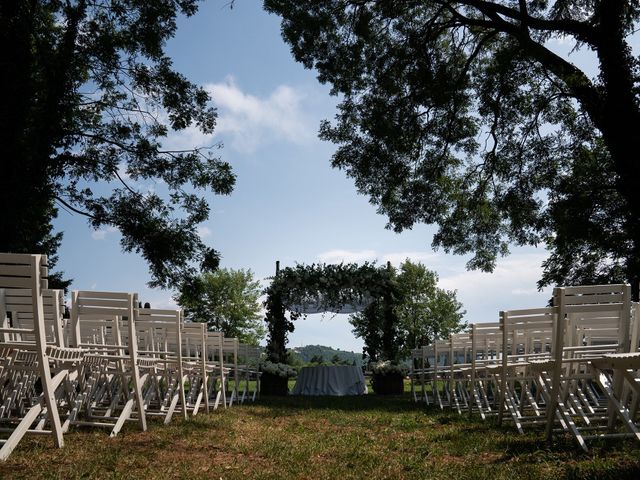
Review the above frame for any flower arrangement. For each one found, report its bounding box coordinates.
[260,361,297,378]
[369,360,408,377]
[370,360,407,394]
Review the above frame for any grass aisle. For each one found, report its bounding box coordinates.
[1,395,639,479]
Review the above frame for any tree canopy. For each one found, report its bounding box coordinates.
[1,0,235,289]
[350,260,465,361]
[177,268,265,346]
[264,0,640,292]
[394,260,466,355]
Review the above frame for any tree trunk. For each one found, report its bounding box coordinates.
[0,2,54,255]
[595,3,640,299]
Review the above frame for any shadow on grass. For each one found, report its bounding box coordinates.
[253,394,419,413]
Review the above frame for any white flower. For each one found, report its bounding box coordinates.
[260,361,297,378]
[370,360,408,376]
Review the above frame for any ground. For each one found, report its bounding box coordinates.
[2,390,640,479]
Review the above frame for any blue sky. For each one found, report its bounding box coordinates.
[53,1,618,352]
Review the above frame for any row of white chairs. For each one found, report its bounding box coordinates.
[0,253,262,460]
[410,284,640,451]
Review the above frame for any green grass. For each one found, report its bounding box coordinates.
[1,392,639,479]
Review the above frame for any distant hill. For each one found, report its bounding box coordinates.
[291,344,363,366]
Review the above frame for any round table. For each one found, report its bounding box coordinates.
[290,365,368,396]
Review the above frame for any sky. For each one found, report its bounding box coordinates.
[52,1,615,353]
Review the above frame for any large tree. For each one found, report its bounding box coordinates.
[394,260,466,356]
[176,268,266,345]
[0,1,235,289]
[349,260,465,360]
[264,1,640,293]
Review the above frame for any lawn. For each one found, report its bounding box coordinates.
[1,393,639,479]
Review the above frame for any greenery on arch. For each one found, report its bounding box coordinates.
[264,262,398,363]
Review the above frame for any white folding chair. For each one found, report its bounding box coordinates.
[495,307,555,433]
[181,323,209,416]
[468,322,502,419]
[221,337,239,407]
[238,345,261,402]
[135,307,187,423]
[0,253,65,460]
[69,290,147,436]
[205,331,227,410]
[543,284,633,450]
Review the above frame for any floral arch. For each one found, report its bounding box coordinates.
[263,262,399,363]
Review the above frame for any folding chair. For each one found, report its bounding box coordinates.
[0,253,65,460]
[468,322,502,419]
[543,284,634,451]
[68,290,147,436]
[238,345,261,402]
[449,332,473,414]
[135,307,187,423]
[205,331,227,410]
[181,323,209,416]
[410,346,428,403]
[221,337,239,407]
[430,338,454,409]
[495,307,555,433]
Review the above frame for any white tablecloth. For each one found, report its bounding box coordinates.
[290,366,368,396]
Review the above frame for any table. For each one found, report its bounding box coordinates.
[290,365,368,396]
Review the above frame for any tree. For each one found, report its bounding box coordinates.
[176,268,266,345]
[349,260,465,360]
[348,263,402,363]
[0,1,235,289]
[310,354,324,364]
[264,1,640,294]
[350,299,398,362]
[395,260,466,356]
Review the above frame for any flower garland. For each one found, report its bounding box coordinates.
[260,361,297,378]
[264,262,398,363]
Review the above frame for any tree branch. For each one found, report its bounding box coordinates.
[55,196,97,219]
[450,0,598,44]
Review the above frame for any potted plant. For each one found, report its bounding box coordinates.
[260,361,297,395]
[370,360,408,395]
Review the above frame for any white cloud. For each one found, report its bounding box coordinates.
[381,251,440,266]
[197,225,212,239]
[91,226,118,240]
[160,77,318,154]
[511,288,541,296]
[316,248,442,266]
[547,34,572,46]
[117,164,130,180]
[437,253,553,322]
[209,77,314,153]
[317,249,377,264]
[140,295,178,310]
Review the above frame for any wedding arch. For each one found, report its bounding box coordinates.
[263,262,399,363]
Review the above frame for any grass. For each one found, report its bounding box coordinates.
[1,389,640,479]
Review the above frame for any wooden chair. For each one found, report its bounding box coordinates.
[410,346,429,403]
[0,253,65,460]
[449,332,473,414]
[68,290,147,436]
[135,307,187,423]
[431,338,454,409]
[181,323,209,416]
[237,344,261,403]
[468,322,502,419]
[205,331,227,410]
[221,337,239,407]
[542,284,633,451]
[495,307,555,433]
